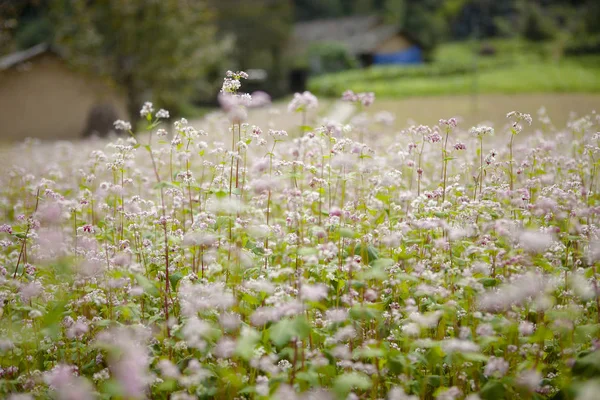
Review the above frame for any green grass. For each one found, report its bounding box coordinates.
[307,40,600,98]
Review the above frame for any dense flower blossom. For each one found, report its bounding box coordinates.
[44,364,94,400]
[140,102,154,118]
[221,70,248,93]
[0,70,599,399]
[301,283,328,302]
[441,339,480,354]
[113,120,132,131]
[156,109,170,119]
[478,272,549,312]
[341,90,375,107]
[96,327,151,399]
[518,230,554,253]
[288,91,318,112]
[484,356,509,378]
[517,369,542,392]
[470,125,494,137]
[439,117,458,128]
[507,111,533,125]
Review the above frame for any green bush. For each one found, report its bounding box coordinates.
[307,56,513,97]
[521,2,557,42]
[565,35,600,55]
[307,55,600,98]
[306,41,358,75]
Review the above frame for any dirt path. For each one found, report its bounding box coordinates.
[191,93,599,135]
[371,93,600,129]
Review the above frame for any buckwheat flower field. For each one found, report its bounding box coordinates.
[1,72,600,400]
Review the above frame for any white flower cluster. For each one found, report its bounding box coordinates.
[287,91,318,113]
[113,120,132,131]
[470,125,494,137]
[140,101,154,118]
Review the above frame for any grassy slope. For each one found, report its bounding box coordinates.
[333,59,600,96]
[307,40,600,98]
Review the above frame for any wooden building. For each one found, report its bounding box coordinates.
[292,15,422,69]
[0,43,127,141]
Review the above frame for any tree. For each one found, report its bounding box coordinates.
[520,0,556,42]
[384,0,447,59]
[211,0,292,97]
[51,0,226,126]
[292,0,344,21]
[352,0,376,15]
[0,0,52,53]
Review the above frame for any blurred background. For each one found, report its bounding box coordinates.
[0,0,599,140]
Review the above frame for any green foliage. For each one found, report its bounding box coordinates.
[565,34,600,55]
[3,23,600,400]
[480,380,506,399]
[211,0,292,97]
[333,372,372,397]
[573,351,600,378]
[307,42,358,75]
[520,1,557,42]
[293,0,345,21]
[51,0,226,122]
[566,0,600,55]
[384,0,447,58]
[269,316,311,347]
[14,16,53,50]
[308,40,600,98]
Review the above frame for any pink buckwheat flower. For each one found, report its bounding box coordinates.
[288,91,318,112]
[82,224,94,233]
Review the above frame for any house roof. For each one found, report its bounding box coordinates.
[0,43,54,71]
[292,16,401,55]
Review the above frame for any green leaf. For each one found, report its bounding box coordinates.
[334,372,372,397]
[339,228,357,238]
[134,273,160,297]
[575,324,600,343]
[461,352,489,363]
[100,379,125,397]
[234,327,260,361]
[41,300,67,339]
[153,181,176,190]
[573,350,600,378]
[298,247,318,256]
[355,244,379,264]
[427,375,441,387]
[169,272,183,291]
[353,346,385,359]
[349,305,381,321]
[296,371,319,386]
[214,190,227,199]
[269,316,310,347]
[156,379,178,392]
[372,258,395,268]
[480,278,499,288]
[480,380,506,400]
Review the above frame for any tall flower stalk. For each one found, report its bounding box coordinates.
[506,111,532,192]
[470,125,494,200]
[439,118,457,203]
[129,102,173,339]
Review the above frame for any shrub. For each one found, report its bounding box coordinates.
[521,2,557,42]
[306,41,358,75]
